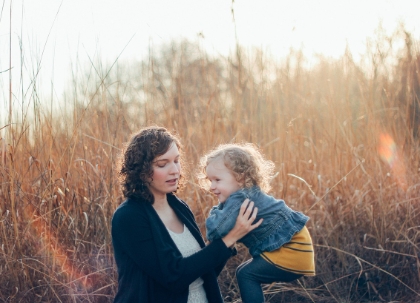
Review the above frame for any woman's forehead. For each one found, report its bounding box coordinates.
[155,143,179,160]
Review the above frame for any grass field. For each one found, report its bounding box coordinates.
[1,27,419,302]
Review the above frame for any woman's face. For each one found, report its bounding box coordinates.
[148,143,181,200]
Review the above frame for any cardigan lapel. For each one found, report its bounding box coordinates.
[168,194,206,248]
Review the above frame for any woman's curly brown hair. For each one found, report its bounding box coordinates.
[117,126,186,203]
[198,143,275,193]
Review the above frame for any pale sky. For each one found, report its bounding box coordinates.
[0,0,419,119]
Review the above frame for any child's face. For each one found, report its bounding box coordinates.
[205,158,242,203]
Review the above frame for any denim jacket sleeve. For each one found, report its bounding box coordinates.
[205,191,246,242]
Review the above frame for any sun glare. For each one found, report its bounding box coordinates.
[378,133,407,191]
[23,203,93,289]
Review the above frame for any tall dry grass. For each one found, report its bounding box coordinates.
[1,27,420,302]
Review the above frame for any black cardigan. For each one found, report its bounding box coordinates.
[111,193,234,303]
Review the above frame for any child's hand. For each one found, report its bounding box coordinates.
[221,199,263,248]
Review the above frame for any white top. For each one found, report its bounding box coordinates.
[167,225,209,303]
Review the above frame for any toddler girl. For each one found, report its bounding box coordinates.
[199,143,315,303]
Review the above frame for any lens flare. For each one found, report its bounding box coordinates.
[24,203,92,289]
[378,133,407,191]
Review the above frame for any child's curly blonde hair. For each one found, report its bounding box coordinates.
[198,143,276,193]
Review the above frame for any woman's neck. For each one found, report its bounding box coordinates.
[152,195,169,211]
[152,195,184,232]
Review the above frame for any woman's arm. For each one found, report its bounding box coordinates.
[112,203,234,293]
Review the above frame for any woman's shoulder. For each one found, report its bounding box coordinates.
[111,199,154,240]
[113,198,149,220]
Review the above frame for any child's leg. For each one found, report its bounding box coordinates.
[236,256,302,303]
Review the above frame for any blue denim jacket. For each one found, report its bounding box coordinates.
[206,186,309,257]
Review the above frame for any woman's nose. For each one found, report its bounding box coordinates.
[169,162,180,173]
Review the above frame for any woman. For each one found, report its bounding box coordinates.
[112,126,262,303]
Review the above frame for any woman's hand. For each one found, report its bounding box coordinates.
[221,199,263,248]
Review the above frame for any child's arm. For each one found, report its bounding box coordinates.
[206,192,249,242]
